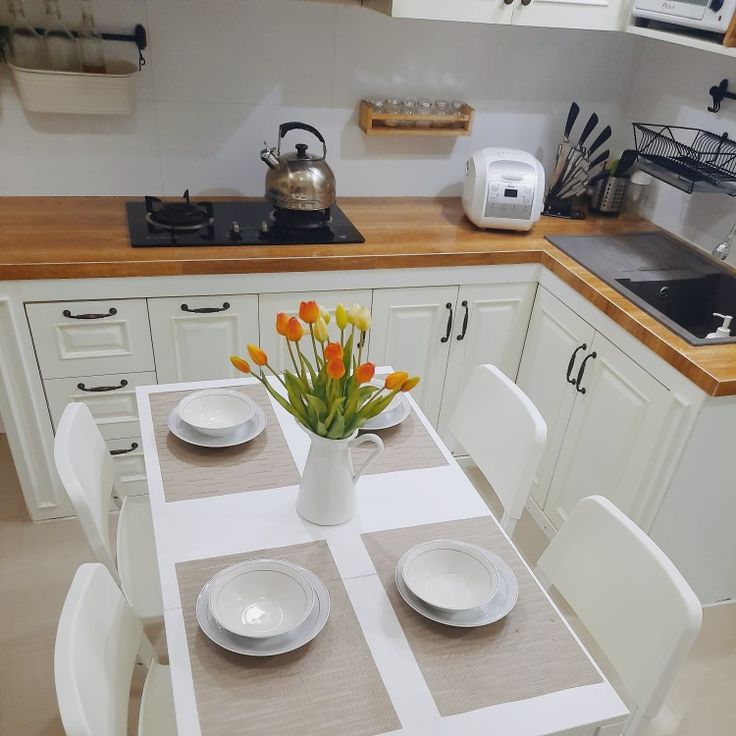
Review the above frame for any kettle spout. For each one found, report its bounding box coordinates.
[260,143,280,169]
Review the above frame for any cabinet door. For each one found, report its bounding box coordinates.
[511,0,627,31]
[438,282,536,449]
[258,290,373,374]
[516,288,595,510]
[148,295,258,384]
[364,0,513,24]
[370,286,458,426]
[544,331,674,529]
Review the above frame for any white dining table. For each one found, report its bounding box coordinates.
[136,373,628,736]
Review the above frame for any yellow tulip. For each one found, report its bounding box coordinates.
[335,303,348,330]
[313,316,329,343]
[401,376,420,392]
[352,306,372,332]
[319,305,330,325]
[346,303,362,326]
[385,371,409,391]
[230,356,251,374]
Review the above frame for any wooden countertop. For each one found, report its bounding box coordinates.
[1,196,735,397]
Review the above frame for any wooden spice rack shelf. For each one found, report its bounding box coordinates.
[358,99,474,137]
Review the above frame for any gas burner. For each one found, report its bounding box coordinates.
[145,190,214,233]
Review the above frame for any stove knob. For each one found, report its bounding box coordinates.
[229,221,242,241]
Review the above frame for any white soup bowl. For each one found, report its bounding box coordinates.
[177,389,256,437]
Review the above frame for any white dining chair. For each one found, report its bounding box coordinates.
[55,563,176,736]
[54,402,162,623]
[449,363,547,536]
[535,495,702,736]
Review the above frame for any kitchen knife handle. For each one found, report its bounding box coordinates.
[180,302,231,314]
[578,113,599,148]
[587,125,612,156]
[457,301,469,341]
[564,102,580,139]
[565,344,587,385]
[575,351,597,394]
[440,303,453,343]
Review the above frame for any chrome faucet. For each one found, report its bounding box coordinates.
[712,220,736,261]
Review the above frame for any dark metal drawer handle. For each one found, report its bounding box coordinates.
[566,344,587,385]
[63,307,117,320]
[575,352,597,394]
[109,442,138,456]
[520,0,532,5]
[77,379,129,393]
[440,302,453,343]
[457,300,469,341]
[181,302,230,314]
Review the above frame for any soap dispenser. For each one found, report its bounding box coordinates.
[706,313,733,340]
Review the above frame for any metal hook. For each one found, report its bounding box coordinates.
[708,79,736,114]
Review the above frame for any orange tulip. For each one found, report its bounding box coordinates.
[247,344,268,366]
[400,376,420,392]
[299,300,320,324]
[276,312,290,336]
[355,362,375,384]
[230,356,251,374]
[286,317,304,342]
[324,342,343,362]
[326,358,346,380]
[384,371,409,391]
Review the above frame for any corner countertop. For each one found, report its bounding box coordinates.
[1,195,734,396]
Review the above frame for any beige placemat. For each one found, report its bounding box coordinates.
[362,516,602,716]
[149,385,300,503]
[176,541,400,736]
[356,408,449,475]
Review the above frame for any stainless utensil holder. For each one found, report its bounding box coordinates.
[591,176,627,215]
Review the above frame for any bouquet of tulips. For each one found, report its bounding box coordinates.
[230,300,419,440]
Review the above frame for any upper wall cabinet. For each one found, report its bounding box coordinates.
[364,0,628,31]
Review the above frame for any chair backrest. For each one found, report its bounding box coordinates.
[449,364,547,526]
[54,402,117,576]
[536,496,702,727]
[54,563,151,736]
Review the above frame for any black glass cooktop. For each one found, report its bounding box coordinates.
[126,199,365,247]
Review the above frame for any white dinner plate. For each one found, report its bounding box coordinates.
[196,562,331,657]
[361,394,411,431]
[168,403,266,448]
[395,542,519,627]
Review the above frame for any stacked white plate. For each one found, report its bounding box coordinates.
[196,558,331,656]
[395,539,519,627]
[361,379,411,431]
[169,388,266,448]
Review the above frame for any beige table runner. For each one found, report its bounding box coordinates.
[362,516,602,717]
[356,409,448,475]
[176,541,400,736]
[149,385,300,502]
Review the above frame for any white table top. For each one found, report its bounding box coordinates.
[137,374,628,736]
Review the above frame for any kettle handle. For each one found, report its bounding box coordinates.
[278,121,327,159]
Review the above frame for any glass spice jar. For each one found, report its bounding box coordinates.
[384,97,401,127]
[400,97,417,127]
[432,99,450,128]
[415,98,433,128]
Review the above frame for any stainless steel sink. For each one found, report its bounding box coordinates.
[547,232,736,345]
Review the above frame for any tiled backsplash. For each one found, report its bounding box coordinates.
[0,0,641,197]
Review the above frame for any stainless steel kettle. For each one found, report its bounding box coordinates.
[260,122,336,212]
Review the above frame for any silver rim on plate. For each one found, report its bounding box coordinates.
[168,404,266,448]
[196,561,331,656]
[395,541,519,627]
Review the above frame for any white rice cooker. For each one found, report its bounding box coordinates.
[462,148,545,232]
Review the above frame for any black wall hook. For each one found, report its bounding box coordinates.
[709,79,736,114]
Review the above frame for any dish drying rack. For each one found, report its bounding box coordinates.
[633,123,736,196]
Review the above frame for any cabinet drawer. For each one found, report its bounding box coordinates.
[44,372,157,440]
[108,436,148,498]
[26,299,154,379]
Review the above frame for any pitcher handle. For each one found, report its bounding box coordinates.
[349,433,384,483]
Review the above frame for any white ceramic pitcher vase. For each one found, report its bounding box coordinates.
[296,428,384,526]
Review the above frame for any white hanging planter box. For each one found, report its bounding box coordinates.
[8,59,138,115]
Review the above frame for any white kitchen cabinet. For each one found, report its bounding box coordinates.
[511,0,628,31]
[370,286,457,425]
[258,290,372,374]
[148,294,258,384]
[363,0,513,25]
[518,287,678,531]
[365,0,627,30]
[437,282,537,446]
[544,330,674,529]
[26,299,154,379]
[517,288,595,509]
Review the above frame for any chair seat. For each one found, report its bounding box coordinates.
[117,496,164,622]
[138,661,177,736]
